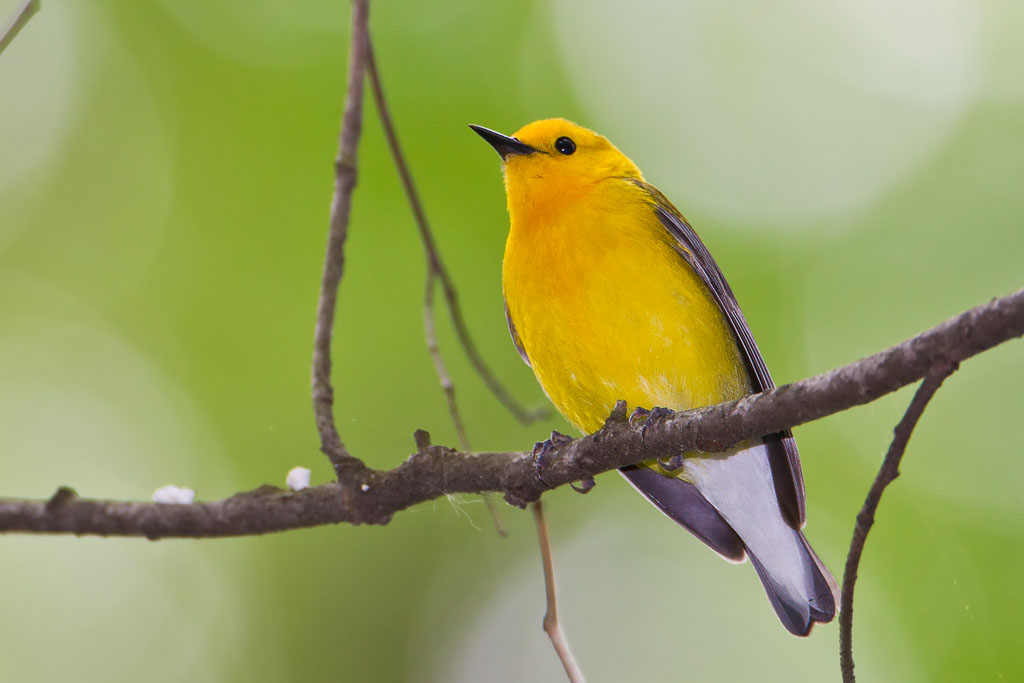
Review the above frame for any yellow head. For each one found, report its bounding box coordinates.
[470,118,644,221]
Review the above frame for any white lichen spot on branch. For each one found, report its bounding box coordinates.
[287,467,311,492]
[151,485,196,505]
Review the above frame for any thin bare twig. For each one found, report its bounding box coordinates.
[423,269,471,449]
[0,0,39,56]
[0,288,1021,537]
[312,0,371,480]
[533,500,586,682]
[839,361,956,682]
[425,269,508,535]
[365,39,507,534]
[363,39,545,426]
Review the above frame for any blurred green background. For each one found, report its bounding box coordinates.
[1,0,1021,681]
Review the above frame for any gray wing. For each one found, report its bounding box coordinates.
[631,180,807,528]
[620,465,746,562]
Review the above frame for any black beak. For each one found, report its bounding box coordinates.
[469,125,539,160]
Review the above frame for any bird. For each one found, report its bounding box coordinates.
[471,118,838,636]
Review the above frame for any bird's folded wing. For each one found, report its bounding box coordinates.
[630,179,806,528]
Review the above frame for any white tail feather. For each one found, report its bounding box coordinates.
[684,444,838,635]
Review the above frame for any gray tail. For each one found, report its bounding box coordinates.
[746,529,838,635]
[621,444,838,636]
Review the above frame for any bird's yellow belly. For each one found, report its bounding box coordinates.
[503,203,751,435]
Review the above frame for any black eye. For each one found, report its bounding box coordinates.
[555,136,576,155]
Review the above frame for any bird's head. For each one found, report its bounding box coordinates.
[471,118,643,216]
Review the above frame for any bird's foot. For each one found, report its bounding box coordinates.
[656,454,685,472]
[628,406,674,447]
[532,430,573,486]
[627,406,652,429]
[570,477,596,494]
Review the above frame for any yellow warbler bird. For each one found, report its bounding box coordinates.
[471,118,838,636]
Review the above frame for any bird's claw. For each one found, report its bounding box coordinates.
[570,478,596,494]
[532,430,573,486]
[628,406,673,447]
[627,406,651,429]
[656,454,685,472]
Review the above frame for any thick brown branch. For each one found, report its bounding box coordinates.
[838,362,955,682]
[1,288,1021,538]
[311,0,371,480]
[0,0,39,56]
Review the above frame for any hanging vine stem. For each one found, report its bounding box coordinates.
[534,500,586,683]
[365,38,509,536]
[363,39,546,427]
[839,361,957,682]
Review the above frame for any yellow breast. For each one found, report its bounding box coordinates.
[502,177,750,434]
